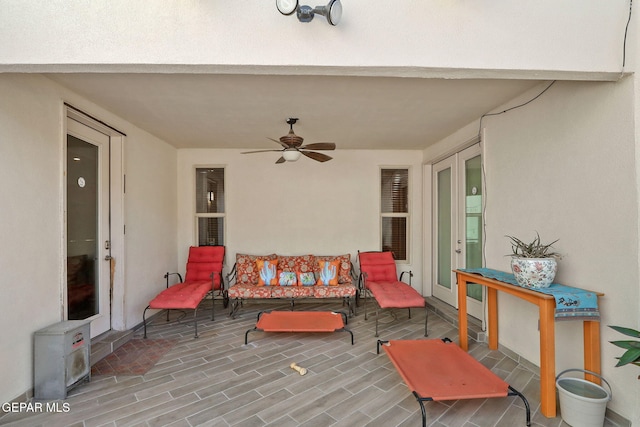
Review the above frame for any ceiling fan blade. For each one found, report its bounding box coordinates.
[275,156,286,164]
[268,137,290,149]
[242,149,283,154]
[299,142,336,151]
[301,151,333,162]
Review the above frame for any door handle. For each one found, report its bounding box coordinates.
[455,249,462,254]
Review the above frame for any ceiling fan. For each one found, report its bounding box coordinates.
[242,118,336,164]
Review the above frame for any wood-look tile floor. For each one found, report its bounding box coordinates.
[1,300,620,427]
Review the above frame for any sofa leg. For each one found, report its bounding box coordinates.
[229,299,241,318]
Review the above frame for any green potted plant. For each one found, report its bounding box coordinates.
[506,232,561,289]
[609,325,640,379]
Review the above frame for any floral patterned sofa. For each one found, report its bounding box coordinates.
[227,253,357,317]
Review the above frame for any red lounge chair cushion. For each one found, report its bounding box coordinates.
[148,281,212,310]
[184,246,225,289]
[368,281,425,309]
[359,251,398,283]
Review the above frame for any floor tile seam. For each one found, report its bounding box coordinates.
[146,357,219,379]
[219,399,286,426]
[465,398,513,427]
[370,405,413,427]
[83,391,175,427]
[113,392,201,427]
[143,373,217,400]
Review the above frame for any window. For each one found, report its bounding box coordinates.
[195,168,225,246]
[381,168,409,261]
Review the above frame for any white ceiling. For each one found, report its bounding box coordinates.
[48,73,541,151]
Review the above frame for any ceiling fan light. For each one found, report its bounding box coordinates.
[283,149,302,162]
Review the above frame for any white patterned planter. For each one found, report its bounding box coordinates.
[510,257,557,289]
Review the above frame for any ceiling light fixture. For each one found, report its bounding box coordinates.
[282,148,302,162]
[276,0,342,26]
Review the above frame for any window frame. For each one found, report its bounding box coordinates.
[194,166,226,247]
[380,166,410,263]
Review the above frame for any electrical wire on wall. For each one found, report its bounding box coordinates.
[476,80,556,269]
[473,0,633,334]
[621,0,633,78]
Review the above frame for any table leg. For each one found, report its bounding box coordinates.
[487,287,498,350]
[539,299,556,417]
[458,278,468,351]
[583,320,602,384]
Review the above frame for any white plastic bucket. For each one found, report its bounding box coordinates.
[556,369,612,427]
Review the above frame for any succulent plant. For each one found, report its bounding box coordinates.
[506,232,561,259]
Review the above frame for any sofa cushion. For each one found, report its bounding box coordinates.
[236,253,277,284]
[278,271,297,286]
[278,255,316,275]
[257,259,279,286]
[228,283,273,299]
[270,286,314,298]
[298,271,316,286]
[315,254,352,284]
[316,259,340,286]
[313,284,357,298]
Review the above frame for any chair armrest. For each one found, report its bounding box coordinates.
[399,270,413,285]
[226,263,238,286]
[164,272,183,288]
[358,271,368,292]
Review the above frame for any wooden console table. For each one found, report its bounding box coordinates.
[454,269,604,418]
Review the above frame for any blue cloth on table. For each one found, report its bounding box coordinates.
[459,268,600,321]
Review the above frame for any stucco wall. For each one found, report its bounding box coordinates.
[425,79,639,423]
[0,1,629,78]
[0,74,178,404]
[175,149,424,293]
[0,74,65,405]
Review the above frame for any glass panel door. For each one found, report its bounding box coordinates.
[66,119,111,337]
[432,157,457,306]
[432,145,484,319]
[460,147,484,317]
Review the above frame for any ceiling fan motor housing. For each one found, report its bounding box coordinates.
[280,132,304,147]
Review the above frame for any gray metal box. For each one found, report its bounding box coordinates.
[34,320,91,400]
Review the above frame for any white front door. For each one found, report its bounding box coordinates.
[432,144,484,319]
[66,118,111,337]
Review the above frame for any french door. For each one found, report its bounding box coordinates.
[66,118,111,337]
[432,144,484,319]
